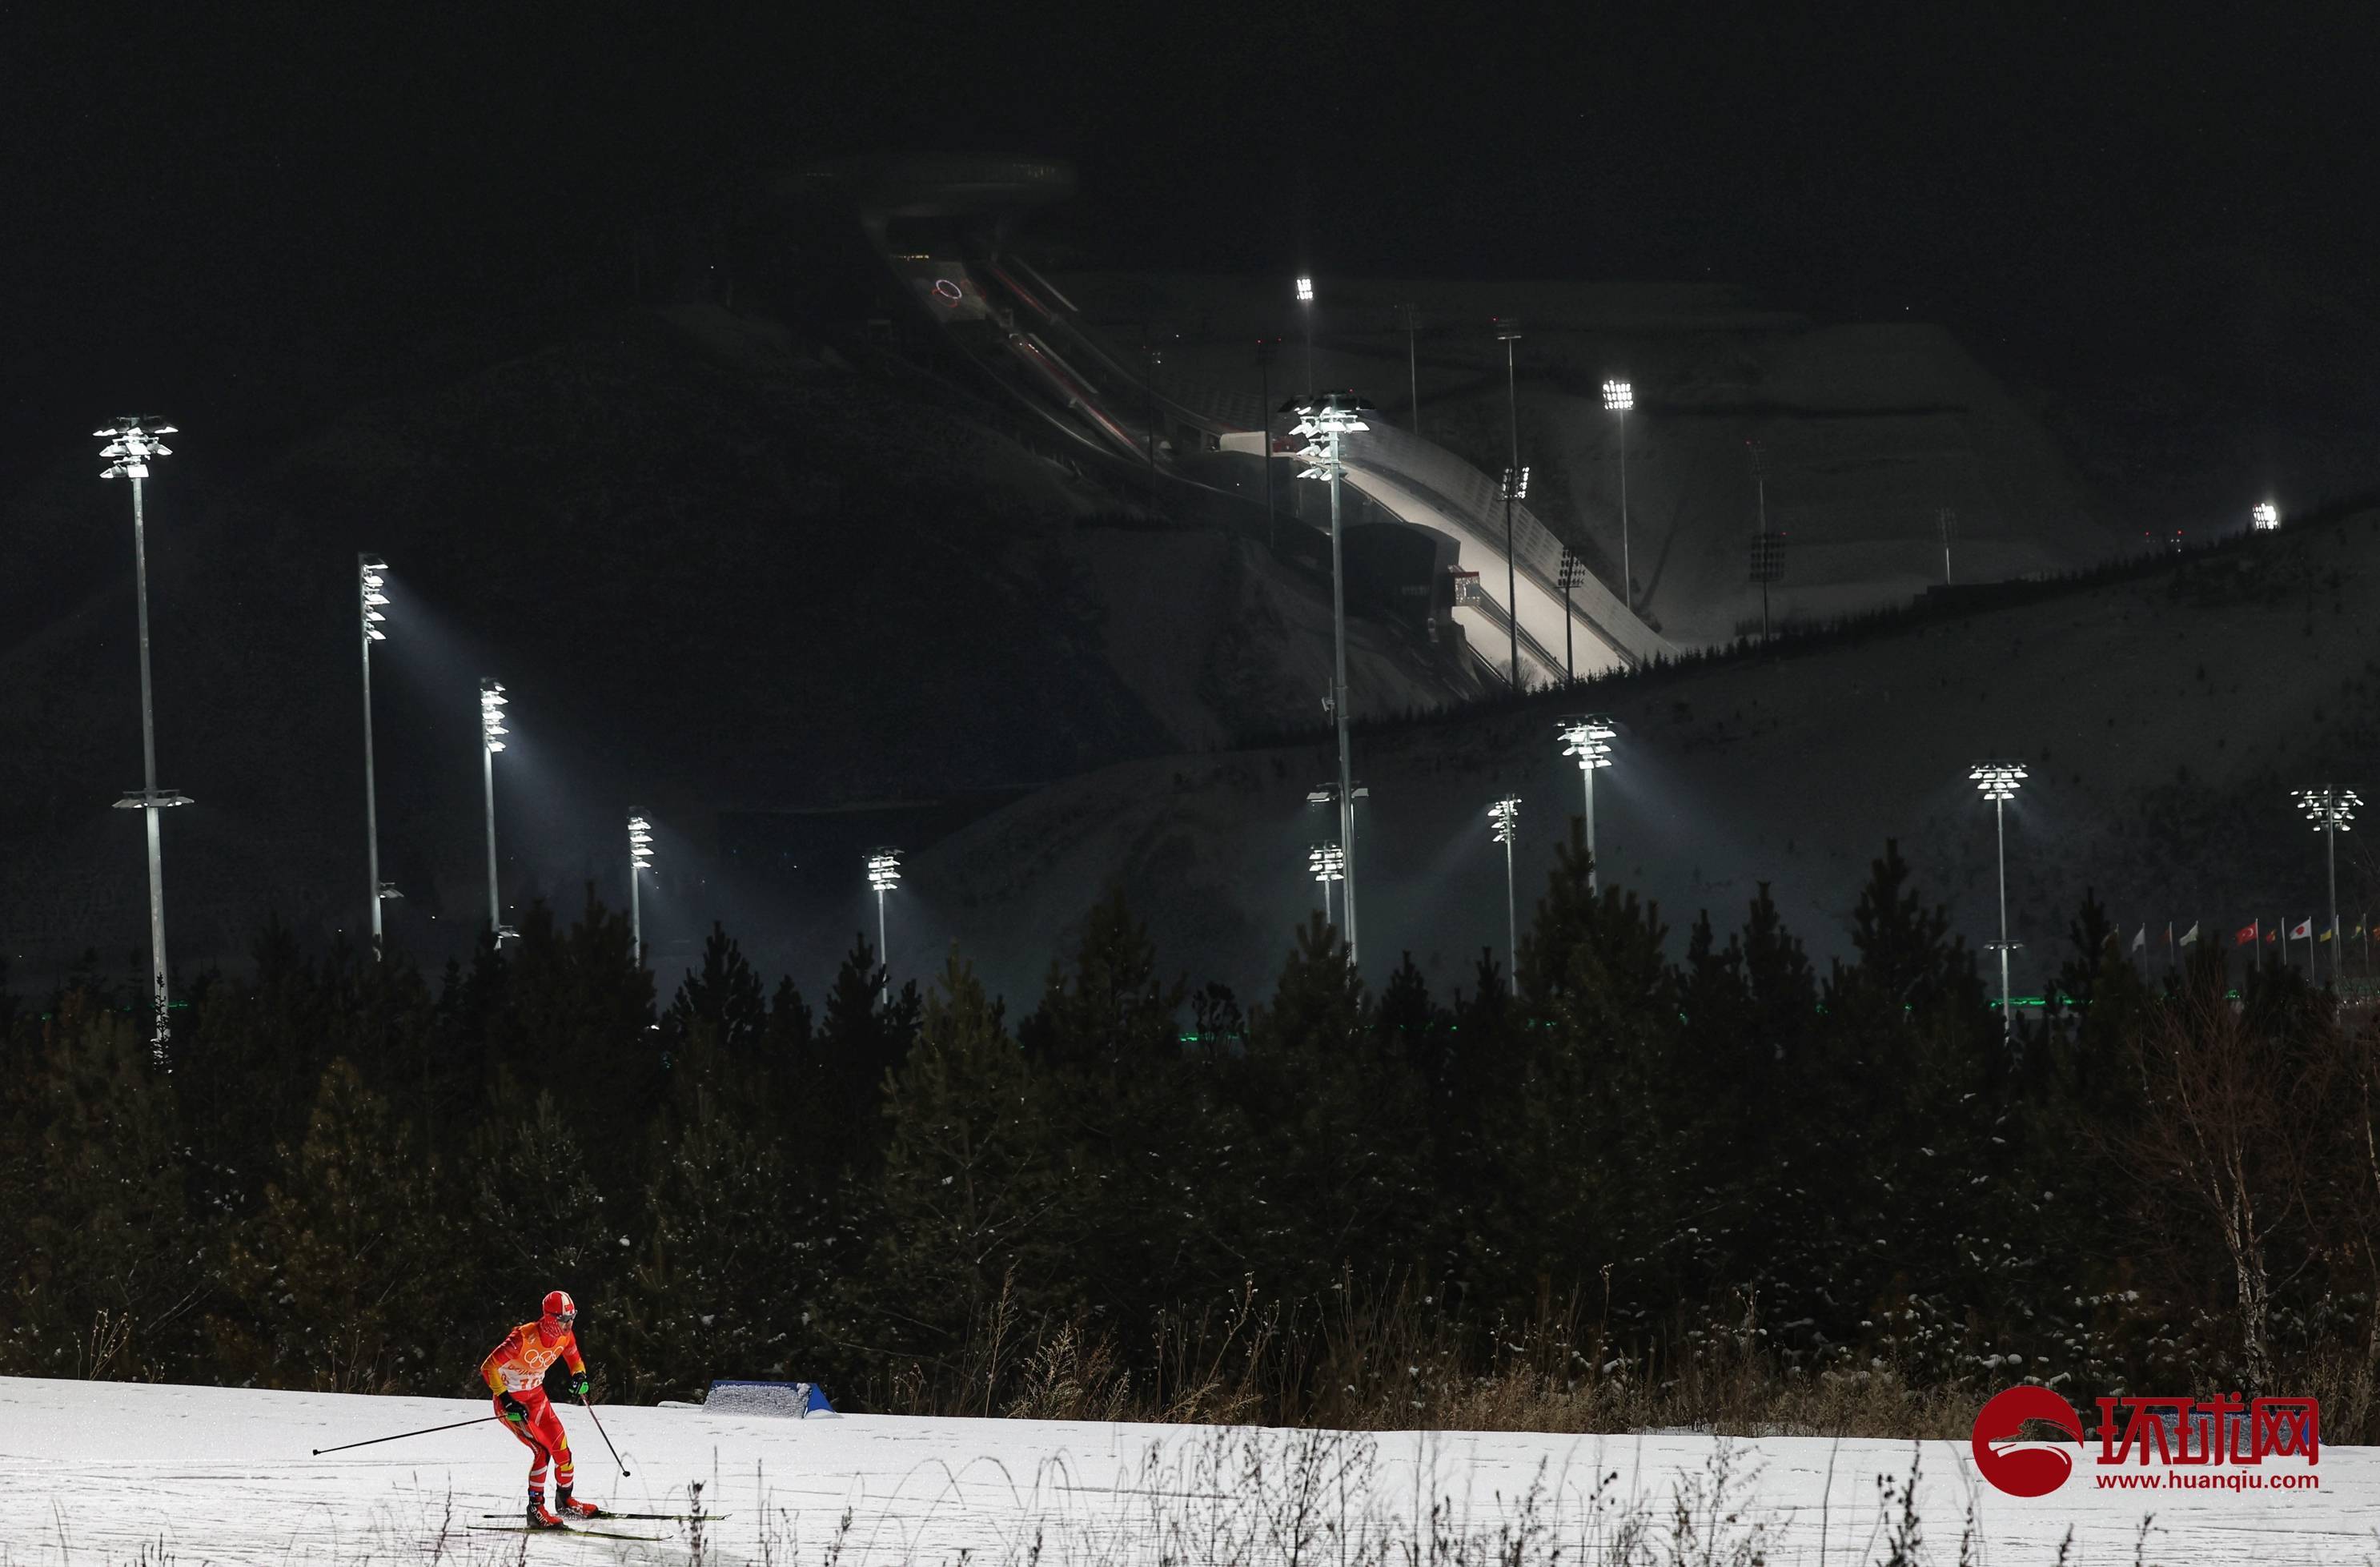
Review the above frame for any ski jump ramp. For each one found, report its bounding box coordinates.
[858,232,1673,681]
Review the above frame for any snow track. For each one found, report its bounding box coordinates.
[1,1377,2372,1564]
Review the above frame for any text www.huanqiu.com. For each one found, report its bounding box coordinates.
[2095,1469,2321,1491]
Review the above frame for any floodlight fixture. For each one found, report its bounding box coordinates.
[98,416,181,1059]
[480,678,509,753]
[1500,464,1531,502]
[1309,841,1346,929]
[2254,501,2280,531]
[1288,391,1374,966]
[1602,380,1633,413]
[1970,761,2026,801]
[359,556,389,641]
[1295,275,1314,303]
[1489,796,1522,994]
[1559,716,1616,890]
[1289,391,1373,460]
[1970,759,2028,1038]
[96,416,175,480]
[2298,787,2361,831]
[2296,786,2361,986]
[113,790,193,810]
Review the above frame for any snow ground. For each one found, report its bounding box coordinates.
[0,1377,2370,1565]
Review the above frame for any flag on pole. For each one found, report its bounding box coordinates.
[2181,922,2200,946]
[2290,917,2314,940]
[2131,926,2146,952]
[2268,927,2280,944]
[2320,927,2334,943]
[2236,922,2258,946]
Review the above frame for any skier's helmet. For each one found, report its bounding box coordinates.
[542,1289,577,1328]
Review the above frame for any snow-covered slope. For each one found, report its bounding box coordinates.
[0,1376,2365,1564]
[910,508,2380,1003]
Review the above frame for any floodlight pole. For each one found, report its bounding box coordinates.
[1399,303,1421,433]
[1296,275,1315,396]
[1559,554,1576,684]
[99,420,181,1058]
[1498,320,1523,690]
[1293,394,1371,966]
[1619,407,1631,605]
[1993,793,2013,1036]
[1145,336,1162,497]
[2327,810,2341,987]
[359,556,388,954]
[1585,764,1598,891]
[1605,380,1634,607]
[1257,339,1277,555]
[1503,825,1518,994]
[628,814,653,959]
[480,677,508,938]
[2299,786,2357,988]
[132,468,168,1044]
[1967,761,2025,1037]
[866,850,901,1002]
[483,725,499,931]
[1326,428,1360,965]
[1751,441,1772,641]
[1491,798,1520,995]
[1560,717,1614,894]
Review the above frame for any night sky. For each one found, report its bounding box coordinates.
[10,3,2375,486]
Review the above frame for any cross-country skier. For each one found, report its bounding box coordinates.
[481,1289,603,1528]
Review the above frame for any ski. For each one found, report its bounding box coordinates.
[479,1511,728,1523]
[468,1524,667,1541]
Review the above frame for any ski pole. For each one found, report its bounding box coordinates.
[580,1395,632,1477]
[312,1415,500,1456]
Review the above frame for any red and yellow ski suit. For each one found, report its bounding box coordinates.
[481,1318,586,1494]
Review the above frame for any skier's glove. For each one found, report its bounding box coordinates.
[499,1392,528,1426]
[568,1373,591,1399]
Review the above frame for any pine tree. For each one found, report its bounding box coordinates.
[606,1027,849,1401]
[468,1084,619,1340]
[210,1059,450,1392]
[805,934,921,1177]
[1233,915,1431,1295]
[0,996,201,1380]
[871,954,1079,1376]
[665,923,769,1056]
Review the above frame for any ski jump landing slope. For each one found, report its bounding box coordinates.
[2,1377,2373,1564]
